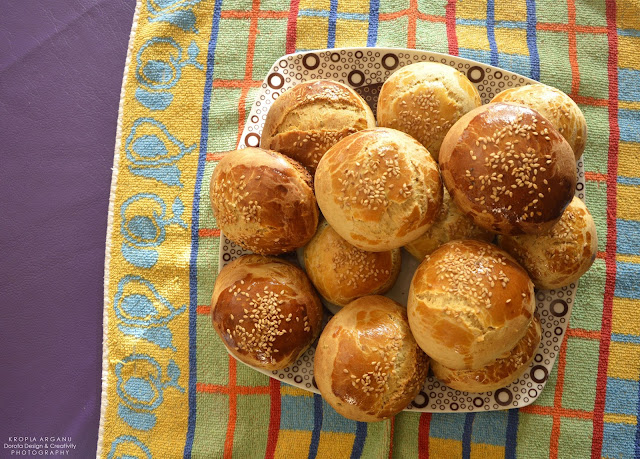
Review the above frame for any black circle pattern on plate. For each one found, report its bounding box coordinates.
[411,391,429,408]
[494,70,503,79]
[348,70,365,87]
[530,365,549,383]
[381,53,399,70]
[550,299,569,317]
[495,388,513,406]
[302,53,319,70]
[355,51,363,58]
[474,397,484,407]
[467,66,485,83]
[294,375,302,383]
[267,72,284,89]
[331,52,340,62]
[450,402,459,411]
[245,132,260,147]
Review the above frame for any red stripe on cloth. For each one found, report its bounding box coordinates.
[418,413,431,459]
[265,378,281,459]
[592,1,619,456]
[197,382,270,395]
[388,417,395,459]
[566,0,580,96]
[286,0,300,54]
[199,228,221,237]
[223,358,237,459]
[549,336,570,459]
[407,0,417,48]
[445,0,458,55]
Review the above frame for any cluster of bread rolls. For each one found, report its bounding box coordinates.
[209,62,597,422]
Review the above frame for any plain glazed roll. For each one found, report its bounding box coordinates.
[314,296,429,422]
[211,255,323,371]
[498,196,597,289]
[303,221,401,307]
[439,102,577,236]
[432,316,541,392]
[491,83,587,159]
[404,188,495,260]
[377,62,482,161]
[407,240,535,370]
[260,79,376,173]
[314,127,443,251]
[209,148,318,255]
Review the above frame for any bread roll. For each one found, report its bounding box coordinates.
[209,148,318,255]
[492,83,587,159]
[315,127,443,251]
[314,296,429,422]
[377,62,481,161]
[407,240,535,370]
[303,221,401,306]
[439,103,577,236]
[405,188,494,260]
[432,316,541,392]
[260,79,376,173]
[211,255,323,371]
[498,196,597,289]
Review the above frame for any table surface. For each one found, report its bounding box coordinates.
[0,1,136,455]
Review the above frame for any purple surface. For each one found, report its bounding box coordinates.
[0,1,135,456]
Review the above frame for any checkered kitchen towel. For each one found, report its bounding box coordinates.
[99,0,640,457]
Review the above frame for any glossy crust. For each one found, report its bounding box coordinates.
[209,148,319,255]
[303,221,402,306]
[211,255,323,371]
[498,197,597,289]
[260,79,376,173]
[314,296,429,422]
[377,62,481,161]
[404,188,495,260]
[492,83,587,159]
[314,127,443,251]
[407,240,535,370]
[439,103,577,236]
[432,316,541,392]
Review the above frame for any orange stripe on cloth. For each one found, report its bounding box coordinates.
[408,0,418,48]
[206,152,228,161]
[585,171,607,182]
[213,79,263,88]
[197,382,270,395]
[196,305,211,315]
[537,22,608,34]
[567,0,580,96]
[566,327,601,340]
[572,95,608,107]
[223,358,237,459]
[221,10,288,19]
[198,228,221,238]
[378,9,446,22]
[520,404,594,420]
[549,336,569,459]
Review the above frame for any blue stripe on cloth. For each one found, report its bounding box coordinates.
[367,0,379,47]
[619,69,640,101]
[525,0,540,80]
[470,411,508,445]
[486,0,499,66]
[605,378,640,415]
[614,261,640,299]
[602,422,637,459]
[505,409,519,459]
[617,219,640,255]
[618,176,640,186]
[184,0,223,455]
[350,422,367,459]
[327,0,338,48]
[299,9,369,21]
[611,333,640,345]
[308,394,323,459]
[618,28,640,37]
[458,48,493,65]
[462,413,475,459]
[619,109,640,142]
[280,393,314,430]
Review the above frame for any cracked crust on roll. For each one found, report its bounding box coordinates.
[432,316,541,392]
[314,127,443,251]
[492,83,587,160]
[314,295,429,422]
[209,148,319,255]
[498,196,598,289]
[439,102,577,236]
[211,255,323,371]
[377,62,481,162]
[260,79,376,173]
[407,240,535,370]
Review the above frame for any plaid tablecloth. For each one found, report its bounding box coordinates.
[99,0,640,457]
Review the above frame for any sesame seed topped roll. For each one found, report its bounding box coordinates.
[439,103,577,236]
[377,62,482,162]
[314,296,429,422]
[407,240,535,370]
[314,127,443,252]
[260,79,376,173]
[211,255,323,371]
[209,148,319,255]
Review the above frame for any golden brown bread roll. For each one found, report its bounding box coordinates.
[211,255,323,371]
[404,188,495,260]
[314,296,429,422]
[260,79,376,173]
[209,148,318,255]
[498,196,597,289]
[491,83,587,159]
[314,127,443,251]
[407,240,535,370]
[377,62,481,161]
[439,102,577,236]
[432,316,541,392]
[303,221,401,307]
